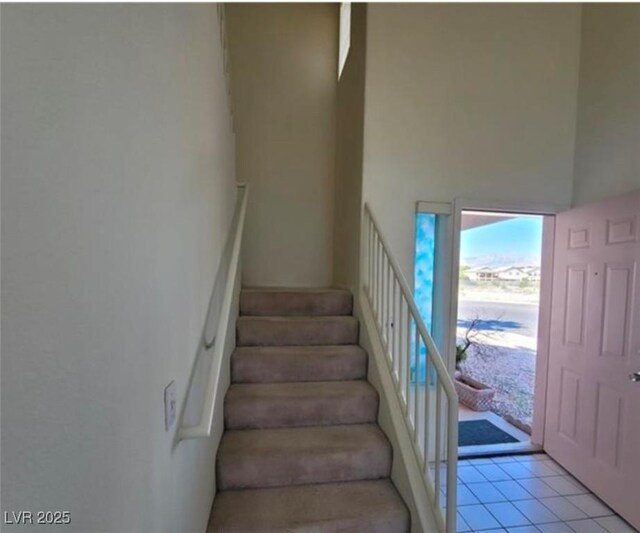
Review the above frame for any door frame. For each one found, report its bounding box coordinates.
[448,198,568,445]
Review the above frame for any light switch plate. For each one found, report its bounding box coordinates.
[164,380,177,431]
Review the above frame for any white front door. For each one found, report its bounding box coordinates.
[544,190,640,528]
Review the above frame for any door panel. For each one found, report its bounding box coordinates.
[545,190,640,529]
[564,265,587,346]
[600,264,633,358]
[593,382,622,469]
[558,368,580,441]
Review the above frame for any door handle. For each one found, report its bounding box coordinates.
[630,372,640,383]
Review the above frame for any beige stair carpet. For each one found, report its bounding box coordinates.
[208,288,410,532]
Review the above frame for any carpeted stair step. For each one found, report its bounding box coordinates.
[208,479,410,532]
[224,381,378,430]
[237,316,358,346]
[231,345,367,383]
[217,424,392,490]
[240,288,353,317]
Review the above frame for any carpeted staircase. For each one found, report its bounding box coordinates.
[208,288,410,532]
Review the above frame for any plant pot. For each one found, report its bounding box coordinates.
[454,374,495,412]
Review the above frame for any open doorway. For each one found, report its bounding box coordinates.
[455,210,547,455]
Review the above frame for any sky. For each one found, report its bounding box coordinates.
[460,215,543,267]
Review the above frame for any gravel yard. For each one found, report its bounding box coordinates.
[458,340,536,428]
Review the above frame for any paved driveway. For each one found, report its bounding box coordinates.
[458,299,539,339]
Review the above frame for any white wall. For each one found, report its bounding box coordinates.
[333,4,367,293]
[1,5,236,532]
[227,4,338,288]
[572,5,640,205]
[362,4,582,282]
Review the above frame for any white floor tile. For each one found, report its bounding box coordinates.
[501,463,540,480]
[565,519,609,533]
[541,476,589,496]
[513,500,561,525]
[457,484,482,505]
[476,464,514,481]
[485,502,532,528]
[539,497,588,521]
[459,466,489,484]
[565,495,614,518]
[493,480,535,501]
[459,504,502,531]
[507,527,543,533]
[467,482,509,504]
[541,461,569,476]
[594,516,637,533]
[537,523,576,533]
[520,461,561,478]
[457,512,473,532]
[516,478,560,498]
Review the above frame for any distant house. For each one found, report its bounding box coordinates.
[466,266,499,281]
[521,266,541,281]
[495,266,529,281]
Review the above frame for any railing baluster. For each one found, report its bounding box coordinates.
[379,238,383,318]
[413,322,420,435]
[384,254,393,354]
[424,348,431,475]
[377,237,382,324]
[373,229,377,315]
[385,258,391,349]
[382,254,387,345]
[404,300,411,414]
[446,397,458,533]
[370,219,375,305]
[417,334,426,468]
[379,240,384,325]
[368,216,373,298]
[383,252,388,341]
[392,276,397,380]
[384,254,389,349]
[434,378,443,511]
[380,250,384,335]
[396,284,404,388]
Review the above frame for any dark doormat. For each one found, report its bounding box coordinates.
[459,420,520,447]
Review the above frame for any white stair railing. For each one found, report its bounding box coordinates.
[179,183,249,441]
[363,203,458,533]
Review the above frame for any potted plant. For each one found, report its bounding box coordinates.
[454,316,496,412]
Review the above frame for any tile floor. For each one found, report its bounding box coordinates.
[442,453,637,533]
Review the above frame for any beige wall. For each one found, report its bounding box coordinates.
[362,4,582,282]
[1,5,236,532]
[333,5,367,292]
[573,5,640,205]
[227,4,338,287]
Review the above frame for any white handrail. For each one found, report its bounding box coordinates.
[179,183,249,441]
[363,203,458,533]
